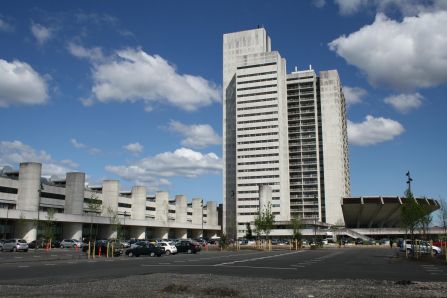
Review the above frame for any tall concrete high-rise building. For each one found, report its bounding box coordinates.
[223,28,350,238]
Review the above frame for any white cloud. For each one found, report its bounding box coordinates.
[168,120,221,149]
[69,138,101,155]
[90,48,220,111]
[70,138,86,149]
[0,140,77,178]
[105,147,222,184]
[343,86,367,106]
[334,0,447,16]
[123,142,143,154]
[0,59,48,107]
[384,93,423,113]
[312,0,326,8]
[0,18,13,32]
[67,42,104,62]
[329,11,447,90]
[30,22,52,45]
[348,115,405,146]
[79,97,94,107]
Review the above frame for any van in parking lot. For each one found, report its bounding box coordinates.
[1,239,28,252]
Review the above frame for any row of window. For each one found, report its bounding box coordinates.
[237,124,278,131]
[237,153,279,159]
[238,167,279,173]
[237,91,277,98]
[237,71,276,78]
[237,117,277,125]
[237,182,279,187]
[237,139,278,145]
[237,111,278,118]
[237,104,277,111]
[237,77,276,85]
[238,189,280,194]
[237,160,279,166]
[237,146,278,152]
[238,97,277,105]
[237,84,277,92]
[238,175,279,180]
[237,131,278,138]
[236,62,276,70]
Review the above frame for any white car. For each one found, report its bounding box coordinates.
[400,240,441,255]
[158,241,177,255]
[60,239,83,248]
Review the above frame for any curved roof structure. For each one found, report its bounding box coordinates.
[342,196,440,229]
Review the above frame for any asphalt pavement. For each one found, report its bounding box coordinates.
[0,246,446,285]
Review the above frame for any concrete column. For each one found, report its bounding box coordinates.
[153,227,169,239]
[63,223,82,240]
[130,226,146,239]
[207,201,218,226]
[65,172,85,215]
[15,221,36,243]
[131,186,146,220]
[175,195,187,224]
[175,228,187,239]
[155,191,168,223]
[101,180,119,216]
[17,162,42,211]
[192,198,202,225]
[259,185,272,214]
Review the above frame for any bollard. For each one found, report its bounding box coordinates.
[112,242,114,258]
[98,245,102,257]
[88,241,91,259]
[76,244,79,253]
[93,242,96,259]
[106,242,109,258]
[49,239,52,251]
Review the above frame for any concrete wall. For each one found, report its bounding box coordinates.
[63,222,82,240]
[207,201,218,226]
[192,198,203,225]
[259,185,273,214]
[130,226,145,239]
[131,186,146,220]
[64,172,85,215]
[175,195,187,224]
[17,162,41,212]
[155,192,168,223]
[101,180,119,217]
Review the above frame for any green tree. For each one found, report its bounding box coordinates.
[87,195,102,241]
[254,202,275,239]
[107,207,122,240]
[291,215,302,245]
[401,190,425,255]
[219,233,229,250]
[245,222,253,240]
[438,197,447,238]
[43,208,56,244]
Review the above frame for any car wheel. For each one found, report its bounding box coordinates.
[187,249,192,254]
[157,254,161,257]
[128,251,133,257]
[13,247,17,252]
[24,249,28,252]
[135,254,140,257]
[150,252,155,257]
[60,245,64,249]
[165,250,171,256]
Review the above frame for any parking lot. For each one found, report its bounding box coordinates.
[0,246,446,285]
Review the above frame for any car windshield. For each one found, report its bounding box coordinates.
[18,240,26,243]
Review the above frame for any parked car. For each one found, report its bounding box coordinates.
[158,241,177,255]
[175,240,201,254]
[400,240,441,255]
[125,242,163,257]
[60,239,83,248]
[1,239,28,252]
[0,239,5,250]
[28,239,45,249]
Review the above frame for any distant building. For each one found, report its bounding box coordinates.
[0,162,221,242]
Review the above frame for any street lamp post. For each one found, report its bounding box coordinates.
[123,211,128,240]
[201,200,204,239]
[406,171,413,192]
[36,182,43,251]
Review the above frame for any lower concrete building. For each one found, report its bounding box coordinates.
[0,162,221,242]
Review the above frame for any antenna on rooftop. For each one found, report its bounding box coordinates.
[309,64,312,70]
[294,66,298,72]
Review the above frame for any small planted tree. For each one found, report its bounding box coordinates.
[107,207,122,240]
[219,233,229,250]
[291,215,302,248]
[438,197,447,238]
[87,195,102,241]
[401,190,425,256]
[254,202,275,240]
[44,208,56,246]
[245,222,253,240]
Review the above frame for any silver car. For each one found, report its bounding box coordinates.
[1,239,29,252]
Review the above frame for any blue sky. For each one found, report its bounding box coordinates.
[1,0,446,208]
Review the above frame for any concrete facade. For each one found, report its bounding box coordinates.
[0,162,221,243]
[223,28,350,238]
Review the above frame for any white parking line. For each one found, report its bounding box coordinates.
[214,251,305,266]
[220,265,297,270]
[14,256,22,259]
[33,255,41,258]
[18,265,29,268]
[45,264,56,266]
